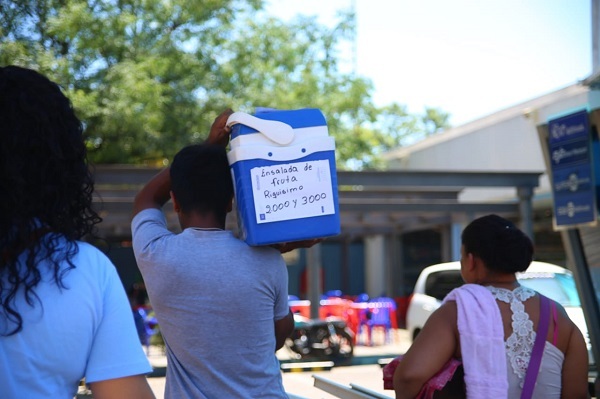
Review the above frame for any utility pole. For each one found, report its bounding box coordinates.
[594,0,600,72]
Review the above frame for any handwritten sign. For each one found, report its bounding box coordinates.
[250,160,335,224]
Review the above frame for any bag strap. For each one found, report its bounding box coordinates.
[520,294,550,399]
[552,301,558,346]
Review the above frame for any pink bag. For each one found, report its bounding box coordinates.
[383,355,464,398]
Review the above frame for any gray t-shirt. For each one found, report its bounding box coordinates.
[132,208,289,399]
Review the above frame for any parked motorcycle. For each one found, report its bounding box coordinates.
[285,314,354,361]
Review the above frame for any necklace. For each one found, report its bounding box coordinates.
[191,227,224,231]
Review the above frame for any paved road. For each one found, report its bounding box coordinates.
[147,364,395,399]
[145,329,409,399]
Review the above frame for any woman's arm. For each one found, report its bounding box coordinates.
[89,375,155,399]
[561,322,590,399]
[393,301,459,399]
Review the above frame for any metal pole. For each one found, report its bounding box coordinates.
[517,186,534,241]
[561,229,600,378]
[307,244,322,319]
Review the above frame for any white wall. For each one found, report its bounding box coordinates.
[385,84,592,203]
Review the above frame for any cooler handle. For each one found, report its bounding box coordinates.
[226,112,295,145]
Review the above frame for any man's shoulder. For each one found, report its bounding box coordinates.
[131,208,171,238]
[222,238,285,265]
[132,207,165,225]
[240,240,283,257]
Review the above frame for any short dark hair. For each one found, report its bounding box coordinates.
[170,144,233,224]
[0,65,101,335]
[461,214,533,274]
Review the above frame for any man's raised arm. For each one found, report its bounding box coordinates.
[131,108,233,219]
[132,167,172,218]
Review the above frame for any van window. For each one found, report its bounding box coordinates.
[517,272,581,307]
[425,270,464,301]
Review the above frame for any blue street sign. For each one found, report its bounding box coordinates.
[548,110,597,228]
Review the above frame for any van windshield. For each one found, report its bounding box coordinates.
[517,272,581,307]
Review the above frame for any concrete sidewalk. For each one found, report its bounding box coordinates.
[144,329,410,399]
[278,329,409,399]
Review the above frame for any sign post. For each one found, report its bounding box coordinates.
[538,109,600,393]
[548,110,598,228]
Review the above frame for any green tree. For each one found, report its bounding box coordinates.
[0,0,450,169]
[422,106,451,136]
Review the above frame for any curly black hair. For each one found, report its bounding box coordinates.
[0,66,102,335]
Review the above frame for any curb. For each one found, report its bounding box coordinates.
[281,361,335,373]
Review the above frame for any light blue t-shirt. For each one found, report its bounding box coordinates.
[0,237,152,399]
[132,208,290,399]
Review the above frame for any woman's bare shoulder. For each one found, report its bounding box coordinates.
[427,300,458,328]
[549,299,582,353]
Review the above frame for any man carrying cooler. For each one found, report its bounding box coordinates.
[131,109,296,398]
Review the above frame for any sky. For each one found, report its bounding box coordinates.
[265,0,592,126]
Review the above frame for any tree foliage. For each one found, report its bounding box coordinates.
[0,0,450,169]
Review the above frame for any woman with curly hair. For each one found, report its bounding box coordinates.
[0,66,155,399]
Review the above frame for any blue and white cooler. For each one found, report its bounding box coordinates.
[226,108,341,246]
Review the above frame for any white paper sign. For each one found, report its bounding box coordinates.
[251,160,335,224]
